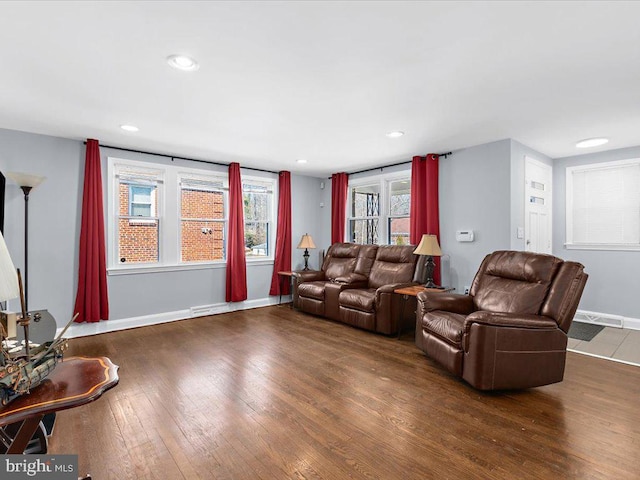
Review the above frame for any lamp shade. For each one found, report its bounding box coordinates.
[297,234,316,249]
[413,234,442,257]
[5,172,46,189]
[0,231,19,302]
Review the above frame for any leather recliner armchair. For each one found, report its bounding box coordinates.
[416,250,588,390]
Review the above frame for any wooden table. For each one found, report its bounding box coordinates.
[0,356,119,454]
[277,271,294,305]
[394,285,455,338]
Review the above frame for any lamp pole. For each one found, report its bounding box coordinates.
[6,171,46,314]
[20,185,33,311]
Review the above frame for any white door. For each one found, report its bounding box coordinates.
[524,157,552,254]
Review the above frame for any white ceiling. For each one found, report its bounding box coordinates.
[1,1,639,176]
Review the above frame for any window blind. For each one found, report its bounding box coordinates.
[570,161,640,245]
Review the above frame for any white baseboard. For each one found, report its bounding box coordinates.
[574,309,640,331]
[57,295,292,339]
[60,302,635,339]
[568,349,640,368]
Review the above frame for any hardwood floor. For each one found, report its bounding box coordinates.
[48,306,640,479]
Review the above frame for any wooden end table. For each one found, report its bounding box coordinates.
[394,285,455,338]
[0,356,119,454]
[277,271,295,306]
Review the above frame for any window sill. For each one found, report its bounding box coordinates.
[564,243,640,252]
[108,258,274,275]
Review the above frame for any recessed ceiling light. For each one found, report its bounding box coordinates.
[386,131,404,138]
[296,159,308,164]
[167,54,199,71]
[576,137,609,148]
[120,124,139,132]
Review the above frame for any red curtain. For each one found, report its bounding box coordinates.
[226,162,248,302]
[73,139,109,323]
[269,171,292,295]
[410,154,441,285]
[331,172,348,244]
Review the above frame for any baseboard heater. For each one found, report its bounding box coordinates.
[190,305,222,317]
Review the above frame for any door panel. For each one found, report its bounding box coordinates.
[524,158,552,254]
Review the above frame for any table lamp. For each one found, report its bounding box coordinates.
[413,234,442,288]
[297,234,316,271]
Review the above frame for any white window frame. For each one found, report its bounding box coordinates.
[107,157,232,274]
[242,175,277,262]
[566,157,640,251]
[108,159,164,271]
[346,171,411,245]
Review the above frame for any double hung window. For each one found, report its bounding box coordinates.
[243,180,274,257]
[180,175,227,262]
[566,158,640,250]
[349,183,381,244]
[114,164,162,264]
[347,174,411,245]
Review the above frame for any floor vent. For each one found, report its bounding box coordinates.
[574,310,624,328]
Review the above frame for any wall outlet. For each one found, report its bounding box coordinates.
[464,286,470,295]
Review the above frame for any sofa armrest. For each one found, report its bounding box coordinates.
[417,292,474,316]
[334,273,369,288]
[375,282,418,295]
[292,270,325,283]
[464,311,558,334]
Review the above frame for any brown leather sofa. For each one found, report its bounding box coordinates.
[294,243,420,334]
[416,250,588,390]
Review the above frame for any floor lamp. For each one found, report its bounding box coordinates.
[6,172,46,312]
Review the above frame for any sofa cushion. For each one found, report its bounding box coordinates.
[298,281,328,300]
[339,289,376,312]
[322,243,360,281]
[368,245,417,289]
[354,244,378,277]
[422,311,466,348]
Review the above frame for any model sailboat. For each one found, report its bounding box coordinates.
[0,229,74,406]
[0,269,76,405]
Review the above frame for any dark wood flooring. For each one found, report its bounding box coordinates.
[48,306,640,479]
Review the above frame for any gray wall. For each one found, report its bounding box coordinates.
[1,129,84,325]
[553,145,640,319]
[440,140,512,293]
[291,175,330,271]
[0,128,330,326]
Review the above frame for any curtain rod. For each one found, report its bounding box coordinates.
[86,142,280,175]
[326,151,453,179]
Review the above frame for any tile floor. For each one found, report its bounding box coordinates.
[568,324,640,366]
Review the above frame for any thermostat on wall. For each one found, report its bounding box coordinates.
[456,230,474,242]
